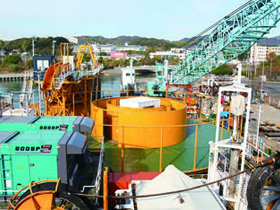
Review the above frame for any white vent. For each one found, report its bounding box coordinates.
[120,97,160,108]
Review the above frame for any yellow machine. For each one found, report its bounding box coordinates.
[91,97,186,148]
[37,43,102,116]
[75,44,98,69]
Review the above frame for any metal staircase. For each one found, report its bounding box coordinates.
[19,71,33,107]
[157,0,280,90]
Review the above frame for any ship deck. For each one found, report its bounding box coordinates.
[88,119,231,173]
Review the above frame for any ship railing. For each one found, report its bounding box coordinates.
[88,122,219,173]
[246,133,269,164]
[82,135,105,205]
[84,121,270,209]
[54,65,73,89]
[77,64,104,80]
[215,151,231,198]
[86,118,272,173]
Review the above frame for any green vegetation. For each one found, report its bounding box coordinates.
[0,54,27,73]
[1,37,69,56]
[78,36,189,51]
[3,54,22,65]
[244,52,280,81]
[101,56,180,70]
[0,37,68,73]
[212,64,234,75]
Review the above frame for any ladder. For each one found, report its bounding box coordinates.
[19,71,33,110]
[1,154,12,201]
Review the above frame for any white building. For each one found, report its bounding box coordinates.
[68,36,79,44]
[182,45,196,55]
[116,43,148,52]
[98,45,116,53]
[150,51,186,59]
[250,43,280,63]
[127,54,145,60]
[170,48,187,54]
[72,44,116,54]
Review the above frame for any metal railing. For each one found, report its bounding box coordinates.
[88,121,232,173]
[265,96,280,109]
[82,136,105,205]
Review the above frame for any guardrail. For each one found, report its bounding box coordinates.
[265,96,280,109]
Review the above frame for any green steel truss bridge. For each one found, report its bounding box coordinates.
[153,0,280,92]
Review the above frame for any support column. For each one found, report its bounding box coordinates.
[229,149,239,200]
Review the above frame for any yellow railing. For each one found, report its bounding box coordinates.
[87,120,232,173]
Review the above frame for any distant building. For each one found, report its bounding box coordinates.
[182,45,196,55]
[116,43,148,52]
[68,36,79,44]
[0,50,7,58]
[128,54,145,60]
[170,48,187,54]
[150,51,186,59]
[250,43,280,63]
[72,44,115,54]
[9,50,21,55]
[110,52,127,59]
[98,45,116,53]
[20,52,30,58]
[149,46,198,59]
[72,43,148,58]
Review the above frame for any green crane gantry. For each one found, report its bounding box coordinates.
[149,0,280,96]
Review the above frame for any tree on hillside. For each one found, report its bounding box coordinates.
[266,52,277,78]
[21,39,31,52]
[0,40,4,65]
[4,54,22,65]
[0,40,4,49]
[212,64,233,75]
[238,51,249,61]
[267,51,277,62]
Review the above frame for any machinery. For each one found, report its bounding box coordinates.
[34,43,103,116]
[199,79,220,96]
[148,0,280,97]
[0,130,87,195]
[75,44,98,70]
[246,154,280,210]
[0,116,95,209]
[6,0,280,209]
[0,116,93,132]
[33,56,55,81]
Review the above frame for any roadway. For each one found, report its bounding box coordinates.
[242,78,280,99]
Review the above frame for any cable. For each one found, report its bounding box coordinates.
[75,153,280,199]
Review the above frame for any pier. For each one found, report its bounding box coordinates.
[0,73,33,82]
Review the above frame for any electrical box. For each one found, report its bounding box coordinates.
[33,56,55,81]
[0,130,88,196]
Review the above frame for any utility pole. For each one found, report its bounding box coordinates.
[130,58,134,84]
[52,40,56,56]
[1,47,3,65]
[254,62,257,76]
[32,36,36,57]
[270,58,272,80]
[37,72,41,116]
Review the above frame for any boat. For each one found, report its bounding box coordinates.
[4,0,280,209]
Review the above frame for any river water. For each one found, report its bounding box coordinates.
[0,73,155,107]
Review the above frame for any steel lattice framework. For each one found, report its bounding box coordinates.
[163,0,280,87]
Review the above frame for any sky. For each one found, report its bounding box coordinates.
[1,0,280,41]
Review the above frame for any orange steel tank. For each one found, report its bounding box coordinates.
[90,97,186,148]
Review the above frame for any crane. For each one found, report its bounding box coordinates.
[149,0,280,96]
